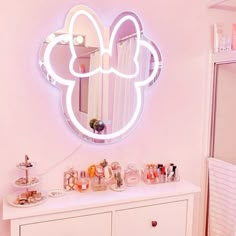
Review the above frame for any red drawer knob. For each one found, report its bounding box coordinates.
[152,221,158,227]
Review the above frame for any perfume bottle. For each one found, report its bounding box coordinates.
[124,164,140,187]
[77,171,89,192]
[91,176,108,191]
[64,168,78,191]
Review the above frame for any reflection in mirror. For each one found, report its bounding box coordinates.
[210,62,236,164]
[39,5,162,144]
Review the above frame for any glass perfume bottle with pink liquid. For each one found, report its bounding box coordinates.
[124,163,140,187]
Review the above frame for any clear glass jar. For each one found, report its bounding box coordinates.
[64,168,78,191]
[143,164,159,184]
[124,164,140,187]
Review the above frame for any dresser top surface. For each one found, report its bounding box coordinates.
[2,180,200,220]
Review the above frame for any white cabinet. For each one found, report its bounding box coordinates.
[115,200,187,236]
[21,212,112,236]
[3,180,200,236]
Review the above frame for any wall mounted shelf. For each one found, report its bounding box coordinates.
[211,50,236,63]
[208,0,236,11]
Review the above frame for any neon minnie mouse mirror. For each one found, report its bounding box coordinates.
[39,5,162,144]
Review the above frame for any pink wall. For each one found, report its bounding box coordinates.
[0,1,233,235]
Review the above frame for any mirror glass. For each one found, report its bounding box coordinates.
[39,5,162,144]
[210,62,236,164]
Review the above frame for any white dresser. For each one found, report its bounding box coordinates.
[3,180,200,236]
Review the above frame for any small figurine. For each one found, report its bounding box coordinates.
[110,171,126,192]
[115,172,123,188]
[17,155,33,168]
[87,165,96,178]
[100,159,108,168]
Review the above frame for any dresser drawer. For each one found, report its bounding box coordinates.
[115,200,187,236]
[20,212,112,236]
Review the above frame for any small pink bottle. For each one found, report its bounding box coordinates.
[124,164,140,187]
[77,171,89,192]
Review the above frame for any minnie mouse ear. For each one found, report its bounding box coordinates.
[41,34,77,85]
[42,5,105,85]
[109,12,142,79]
[131,37,162,89]
[67,6,105,78]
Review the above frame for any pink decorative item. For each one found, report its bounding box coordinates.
[64,168,78,191]
[124,164,140,187]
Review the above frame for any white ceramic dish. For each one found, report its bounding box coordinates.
[6,191,47,208]
[13,176,40,188]
[48,189,65,198]
[16,162,37,170]
[110,184,126,192]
